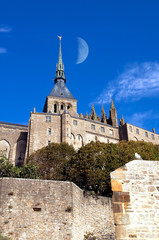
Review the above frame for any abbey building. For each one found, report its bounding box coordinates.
[0,38,159,165]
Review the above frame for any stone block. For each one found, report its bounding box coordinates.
[113,191,130,203]
[111,179,123,192]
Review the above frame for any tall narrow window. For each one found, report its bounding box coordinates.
[129,126,132,132]
[145,132,148,137]
[61,105,63,110]
[48,128,51,135]
[54,104,57,113]
[152,134,155,140]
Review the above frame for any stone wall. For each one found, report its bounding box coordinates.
[26,111,119,156]
[0,178,115,240]
[0,122,28,165]
[26,113,61,156]
[120,123,159,144]
[111,160,159,240]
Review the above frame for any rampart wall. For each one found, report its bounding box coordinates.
[111,160,159,240]
[0,178,115,240]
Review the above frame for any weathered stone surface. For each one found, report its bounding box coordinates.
[0,178,115,240]
[111,160,159,240]
[0,122,28,165]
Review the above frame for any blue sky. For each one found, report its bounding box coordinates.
[0,0,159,133]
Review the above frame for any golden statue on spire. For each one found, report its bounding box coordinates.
[57,36,62,40]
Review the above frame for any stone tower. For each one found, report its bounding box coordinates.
[107,98,118,127]
[43,36,77,116]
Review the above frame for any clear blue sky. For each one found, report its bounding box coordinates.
[0,0,159,133]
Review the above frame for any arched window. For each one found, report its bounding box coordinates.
[15,140,27,166]
[76,134,83,148]
[67,104,72,110]
[133,137,138,141]
[0,139,10,159]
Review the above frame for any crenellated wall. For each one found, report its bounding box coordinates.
[0,178,115,240]
[111,160,159,240]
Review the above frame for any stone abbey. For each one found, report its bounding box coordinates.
[0,38,159,165]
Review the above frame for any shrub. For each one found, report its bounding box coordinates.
[0,157,39,179]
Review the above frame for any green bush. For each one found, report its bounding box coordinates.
[0,235,11,240]
[0,157,39,179]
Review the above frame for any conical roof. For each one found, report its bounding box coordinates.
[49,79,75,99]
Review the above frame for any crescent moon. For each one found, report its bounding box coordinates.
[76,37,89,64]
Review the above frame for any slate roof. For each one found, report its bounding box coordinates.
[49,79,75,99]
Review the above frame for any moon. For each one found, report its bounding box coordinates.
[76,37,89,64]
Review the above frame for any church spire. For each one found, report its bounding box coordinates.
[55,36,66,83]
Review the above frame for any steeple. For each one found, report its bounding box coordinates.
[43,36,77,115]
[55,36,66,83]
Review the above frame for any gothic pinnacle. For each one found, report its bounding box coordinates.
[101,105,107,123]
[91,104,97,121]
[111,98,115,109]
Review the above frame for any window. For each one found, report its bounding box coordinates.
[91,124,95,130]
[109,129,113,135]
[73,120,77,126]
[61,105,64,110]
[48,128,51,135]
[77,135,81,141]
[67,105,70,109]
[101,127,105,133]
[136,129,139,134]
[152,134,155,140]
[48,140,51,145]
[54,104,57,113]
[46,116,51,122]
[129,126,132,132]
[145,132,148,137]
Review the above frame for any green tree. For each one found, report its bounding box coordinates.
[26,142,76,180]
[25,141,159,197]
[65,141,159,196]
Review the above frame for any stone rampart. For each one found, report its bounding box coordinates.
[111,160,159,239]
[0,178,115,240]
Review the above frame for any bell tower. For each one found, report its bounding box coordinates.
[43,36,78,116]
